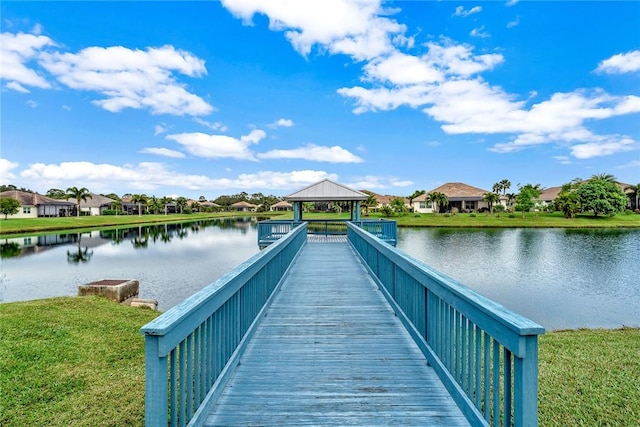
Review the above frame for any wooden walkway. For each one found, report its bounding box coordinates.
[204,240,469,426]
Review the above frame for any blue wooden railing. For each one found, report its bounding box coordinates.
[347,223,544,427]
[140,223,307,427]
[258,219,397,247]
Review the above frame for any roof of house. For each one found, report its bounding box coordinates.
[285,179,368,202]
[271,200,293,207]
[68,193,116,208]
[361,190,408,205]
[0,190,74,206]
[418,182,490,200]
[230,201,258,208]
[539,186,563,201]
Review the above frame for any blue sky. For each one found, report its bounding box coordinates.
[1,1,639,200]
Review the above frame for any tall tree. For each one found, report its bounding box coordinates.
[161,196,173,215]
[147,196,162,214]
[46,188,66,199]
[407,190,426,212]
[175,197,188,214]
[515,184,541,218]
[428,192,448,213]
[499,179,511,195]
[591,173,616,182]
[131,194,148,216]
[65,187,92,217]
[391,197,407,215]
[482,192,501,214]
[0,197,21,219]
[577,178,628,217]
[362,193,378,216]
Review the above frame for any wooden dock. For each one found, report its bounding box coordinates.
[204,241,469,426]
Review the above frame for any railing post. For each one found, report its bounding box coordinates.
[144,335,168,426]
[514,335,540,427]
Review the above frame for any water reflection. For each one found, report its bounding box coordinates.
[0,218,261,310]
[397,228,640,331]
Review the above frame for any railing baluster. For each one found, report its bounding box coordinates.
[504,348,513,426]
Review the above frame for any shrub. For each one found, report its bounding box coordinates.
[508,213,517,218]
[494,204,506,213]
[469,213,476,218]
[443,213,451,217]
[451,207,459,215]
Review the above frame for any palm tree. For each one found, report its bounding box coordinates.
[624,183,639,210]
[499,179,511,195]
[65,186,92,217]
[591,173,616,182]
[482,192,501,214]
[428,192,448,213]
[176,197,188,214]
[147,196,163,214]
[161,196,173,215]
[131,194,148,216]
[362,193,378,216]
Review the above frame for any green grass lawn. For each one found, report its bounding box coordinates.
[1,211,638,237]
[1,297,638,426]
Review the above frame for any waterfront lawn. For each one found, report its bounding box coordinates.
[1,297,638,426]
[271,210,640,228]
[538,328,640,426]
[0,297,160,427]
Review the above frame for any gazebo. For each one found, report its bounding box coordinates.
[283,179,368,222]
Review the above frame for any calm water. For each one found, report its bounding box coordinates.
[0,218,260,311]
[397,227,640,330]
[2,222,638,330]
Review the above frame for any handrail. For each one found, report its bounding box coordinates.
[347,223,544,427]
[258,219,397,246]
[141,223,307,427]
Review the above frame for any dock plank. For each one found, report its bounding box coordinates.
[205,241,469,426]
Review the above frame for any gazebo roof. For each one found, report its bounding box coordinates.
[284,179,368,202]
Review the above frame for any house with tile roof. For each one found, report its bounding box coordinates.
[67,193,117,216]
[230,201,259,212]
[0,190,76,218]
[412,182,499,213]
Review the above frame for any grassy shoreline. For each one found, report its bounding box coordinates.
[1,297,638,426]
[1,211,638,237]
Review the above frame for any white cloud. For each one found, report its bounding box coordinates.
[268,118,294,128]
[26,100,38,108]
[507,17,520,28]
[345,175,411,190]
[0,158,19,181]
[454,6,482,18]
[363,52,443,85]
[154,124,169,136]
[506,0,519,6]
[470,26,490,38]
[552,156,572,165]
[6,81,30,93]
[570,137,637,159]
[194,118,228,132]
[596,50,640,74]
[139,148,186,158]
[220,0,406,61]
[18,160,338,192]
[0,32,54,90]
[258,144,364,163]
[166,129,266,160]
[39,45,213,115]
[618,159,640,169]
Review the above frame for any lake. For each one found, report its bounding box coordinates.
[1,220,638,330]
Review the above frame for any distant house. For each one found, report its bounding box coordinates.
[0,190,75,218]
[67,193,116,216]
[360,190,410,212]
[230,201,258,212]
[412,182,495,213]
[270,200,293,211]
[538,187,562,206]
